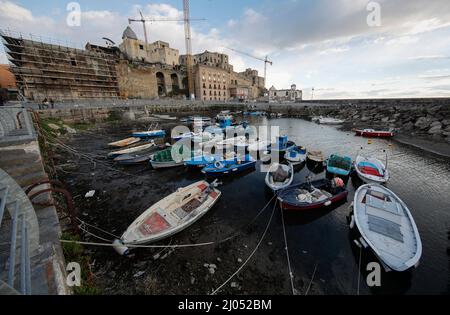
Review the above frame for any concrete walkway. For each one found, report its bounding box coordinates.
[0,106,68,295]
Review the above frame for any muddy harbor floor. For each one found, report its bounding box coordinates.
[52,116,450,295]
[53,120,322,295]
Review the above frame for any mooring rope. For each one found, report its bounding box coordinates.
[76,218,120,239]
[280,201,296,295]
[61,195,277,251]
[357,245,362,295]
[210,200,277,295]
[305,262,318,296]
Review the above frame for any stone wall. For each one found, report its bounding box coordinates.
[116,62,158,99]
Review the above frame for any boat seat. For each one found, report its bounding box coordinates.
[365,204,402,225]
[367,214,404,243]
[366,195,401,215]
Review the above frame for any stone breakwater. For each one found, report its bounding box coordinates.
[32,98,450,144]
[303,102,450,144]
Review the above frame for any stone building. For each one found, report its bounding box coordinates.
[1,31,120,101]
[180,50,233,71]
[269,84,302,102]
[119,26,180,66]
[194,64,229,102]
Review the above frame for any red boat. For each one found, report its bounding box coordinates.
[353,128,395,138]
[277,179,348,211]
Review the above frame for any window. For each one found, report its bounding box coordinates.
[218,85,221,89]
[203,91,206,95]
[214,84,216,89]
[286,91,289,96]
[209,84,212,89]
[70,57,77,66]
[203,83,206,88]
[219,91,221,96]
[139,45,144,50]
[210,91,212,96]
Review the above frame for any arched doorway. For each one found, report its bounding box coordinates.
[156,72,165,96]
[171,73,180,95]
[181,77,189,98]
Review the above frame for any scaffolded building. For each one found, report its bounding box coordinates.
[0,30,120,101]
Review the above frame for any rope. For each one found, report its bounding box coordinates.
[357,245,362,295]
[280,201,296,295]
[210,200,276,295]
[61,195,277,250]
[76,218,120,239]
[79,224,113,243]
[305,262,318,296]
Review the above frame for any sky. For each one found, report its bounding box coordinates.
[1,0,450,99]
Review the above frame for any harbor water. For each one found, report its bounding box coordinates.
[58,116,450,295]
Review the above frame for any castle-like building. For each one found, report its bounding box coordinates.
[0,26,285,102]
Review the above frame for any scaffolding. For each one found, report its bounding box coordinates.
[0,29,120,101]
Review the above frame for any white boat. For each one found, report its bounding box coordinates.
[318,117,345,125]
[355,155,390,184]
[248,140,271,152]
[311,116,322,122]
[350,184,422,272]
[215,136,247,150]
[108,142,156,159]
[153,114,177,120]
[265,163,294,192]
[108,137,141,148]
[113,181,222,255]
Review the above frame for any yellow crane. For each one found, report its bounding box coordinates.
[128,2,202,100]
[224,47,273,86]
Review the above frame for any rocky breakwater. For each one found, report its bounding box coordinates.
[322,103,450,144]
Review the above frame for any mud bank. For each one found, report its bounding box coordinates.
[52,120,320,295]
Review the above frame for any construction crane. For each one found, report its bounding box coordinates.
[128,9,205,45]
[183,0,195,100]
[224,47,273,85]
[128,3,202,100]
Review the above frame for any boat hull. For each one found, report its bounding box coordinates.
[277,179,348,211]
[354,156,389,184]
[352,184,422,272]
[119,181,221,247]
[354,130,394,138]
[202,160,256,177]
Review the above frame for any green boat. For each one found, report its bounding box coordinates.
[326,154,353,177]
[150,145,194,169]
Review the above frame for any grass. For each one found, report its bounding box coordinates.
[61,232,102,295]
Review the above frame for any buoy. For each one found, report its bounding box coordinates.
[112,239,130,256]
[349,215,355,229]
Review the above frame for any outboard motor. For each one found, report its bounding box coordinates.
[112,239,130,256]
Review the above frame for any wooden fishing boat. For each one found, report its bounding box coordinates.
[150,146,193,169]
[108,142,156,159]
[355,155,389,184]
[265,163,294,192]
[271,136,296,156]
[114,144,169,165]
[132,130,166,139]
[353,128,395,138]
[318,117,345,125]
[326,154,353,177]
[108,137,141,148]
[112,181,221,255]
[184,154,219,169]
[277,178,348,211]
[201,155,256,177]
[284,146,307,165]
[307,150,324,163]
[350,184,422,272]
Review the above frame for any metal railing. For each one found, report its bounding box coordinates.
[0,185,31,295]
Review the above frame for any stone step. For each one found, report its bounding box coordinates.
[14,170,48,189]
[0,150,41,168]
[2,162,44,179]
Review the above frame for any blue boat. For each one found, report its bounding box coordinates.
[270,136,296,155]
[132,130,166,139]
[326,154,353,177]
[201,155,256,177]
[184,154,219,169]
